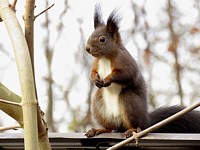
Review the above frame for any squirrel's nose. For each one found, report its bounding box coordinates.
[86,45,90,53]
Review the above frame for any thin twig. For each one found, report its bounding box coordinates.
[0,124,21,131]
[34,3,55,20]
[107,101,200,150]
[0,98,21,107]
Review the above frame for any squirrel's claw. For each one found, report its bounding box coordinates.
[103,81,111,87]
[95,80,104,88]
[124,127,141,138]
[85,128,96,137]
[102,76,112,87]
[91,74,104,88]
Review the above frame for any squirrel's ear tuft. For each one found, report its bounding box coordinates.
[106,9,121,39]
[94,4,105,29]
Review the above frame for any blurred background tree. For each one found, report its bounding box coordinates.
[0,0,200,133]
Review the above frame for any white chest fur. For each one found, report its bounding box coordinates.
[98,57,112,80]
[98,58,122,117]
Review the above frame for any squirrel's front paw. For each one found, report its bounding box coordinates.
[103,77,111,87]
[91,74,104,88]
[93,78,104,88]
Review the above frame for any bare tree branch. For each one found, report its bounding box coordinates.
[43,0,55,132]
[56,0,69,41]
[0,98,21,107]
[34,3,55,20]
[0,83,23,126]
[167,0,183,105]
[0,124,21,131]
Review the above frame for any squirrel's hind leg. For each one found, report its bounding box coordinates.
[85,128,112,137]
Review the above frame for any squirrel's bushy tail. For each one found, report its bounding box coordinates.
[149,106,200,133]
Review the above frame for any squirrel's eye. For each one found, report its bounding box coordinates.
[99,36,106,43]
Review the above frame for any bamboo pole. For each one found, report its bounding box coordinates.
[23,0,51,149]
[24,0,38,100]
[0,0,39,149]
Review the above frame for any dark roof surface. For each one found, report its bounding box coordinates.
[0,133,200,149]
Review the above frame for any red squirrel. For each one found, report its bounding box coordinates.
[85,5,200,138]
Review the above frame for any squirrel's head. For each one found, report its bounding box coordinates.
[86,4,122,58]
